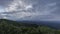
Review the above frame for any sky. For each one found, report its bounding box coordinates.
[0,0,60,21]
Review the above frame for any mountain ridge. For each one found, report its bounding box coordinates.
[0,19,60,34]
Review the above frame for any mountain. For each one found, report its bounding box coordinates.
[17,20,60,29]
[0,19,60,34]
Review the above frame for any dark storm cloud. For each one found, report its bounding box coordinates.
[51,0,60,15]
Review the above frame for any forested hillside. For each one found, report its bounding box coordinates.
[0,19,60,34]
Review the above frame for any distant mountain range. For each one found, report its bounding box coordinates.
[16,20,60,29]
[0,19,60,29]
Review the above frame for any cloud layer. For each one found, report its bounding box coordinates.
[0,0,59,21]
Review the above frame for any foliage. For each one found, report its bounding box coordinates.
[0,19,60,34]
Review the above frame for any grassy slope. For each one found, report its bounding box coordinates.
[0,19,60,34]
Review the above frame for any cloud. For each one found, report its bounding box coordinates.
[5,0,33,12]
[47,3,56,6]
[0,6,5,12]
[0,0,59,21]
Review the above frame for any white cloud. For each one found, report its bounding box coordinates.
[25,5,33,10]
[5,0,33,12]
